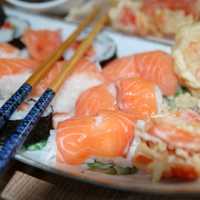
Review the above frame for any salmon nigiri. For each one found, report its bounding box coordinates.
[56,110,135,165]
[52,59,105,113]
[75,83,117,117]
[22,29,62,61]
[0,58,38,98]
[103,51,178,96]
[117,77,162,120]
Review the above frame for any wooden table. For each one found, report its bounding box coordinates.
[0,160,199,200]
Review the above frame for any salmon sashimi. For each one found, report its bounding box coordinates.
[52,59,105,113]
[103,55,138,82]
[133,51,178,96]
[75,83,117,117]
[22,29,62,61]
[103,51,178,96]
[129,110,200,181]
[0,43,20,58]
[56,110,135,165]
[117,78,162,120]
[0,58,38,78]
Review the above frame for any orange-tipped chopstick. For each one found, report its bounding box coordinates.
[0,6,99,129]
[0,13,108,172]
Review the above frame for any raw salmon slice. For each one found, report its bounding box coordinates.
[103,55,138,82]
[134,51,178,96]
[117,77,162,120]
[56,110,135,165]
[75,83,117,117]
[103,51,178,96]
[0,58,38,78]
[22,29,62,61]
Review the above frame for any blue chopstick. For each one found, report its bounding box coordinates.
[0,83,32,129]
[0,88,55,172]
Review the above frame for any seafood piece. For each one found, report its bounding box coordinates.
[103,55,138,82]
[117,78,163,120]
[22,29,62,61]
[0,58,38,98]
[129,110,200,181]
[133,51,178,96]
[173,23,200,96]
[56,110,135,165]
[103,51,178,96]
[75,83,117,117]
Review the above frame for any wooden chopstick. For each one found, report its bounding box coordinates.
[0,13,108,173]
[0,6,99,130]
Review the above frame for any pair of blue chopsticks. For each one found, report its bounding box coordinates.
[0,8,108,172]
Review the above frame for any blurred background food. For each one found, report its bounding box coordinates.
[6,0,200,41]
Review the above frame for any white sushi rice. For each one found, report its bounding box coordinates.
[0,48,20,58]
[155,86,163,114]
[52,72,103,113]
[20,130,57,166]
[53,112,74,129]
[0,71,31,99]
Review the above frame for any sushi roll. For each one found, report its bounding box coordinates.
[0,17,29,44]
[64,32,117,65]
[0,113,53,147]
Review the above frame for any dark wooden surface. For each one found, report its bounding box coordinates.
[0,160,200,200]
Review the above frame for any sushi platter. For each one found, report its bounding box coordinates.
[1,6,200,195]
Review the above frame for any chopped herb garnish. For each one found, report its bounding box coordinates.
[24,140,47,151]
[87,160,137,175]
[175,86,188,97]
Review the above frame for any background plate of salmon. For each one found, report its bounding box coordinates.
[3,7,200,195]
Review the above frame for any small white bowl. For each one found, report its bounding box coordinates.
[6,0,71,13]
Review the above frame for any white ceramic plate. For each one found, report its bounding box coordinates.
[6,0,70,13]
[4,7,198,195]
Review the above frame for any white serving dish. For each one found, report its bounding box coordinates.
[6,0,83,13]
[3,7,197,195]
